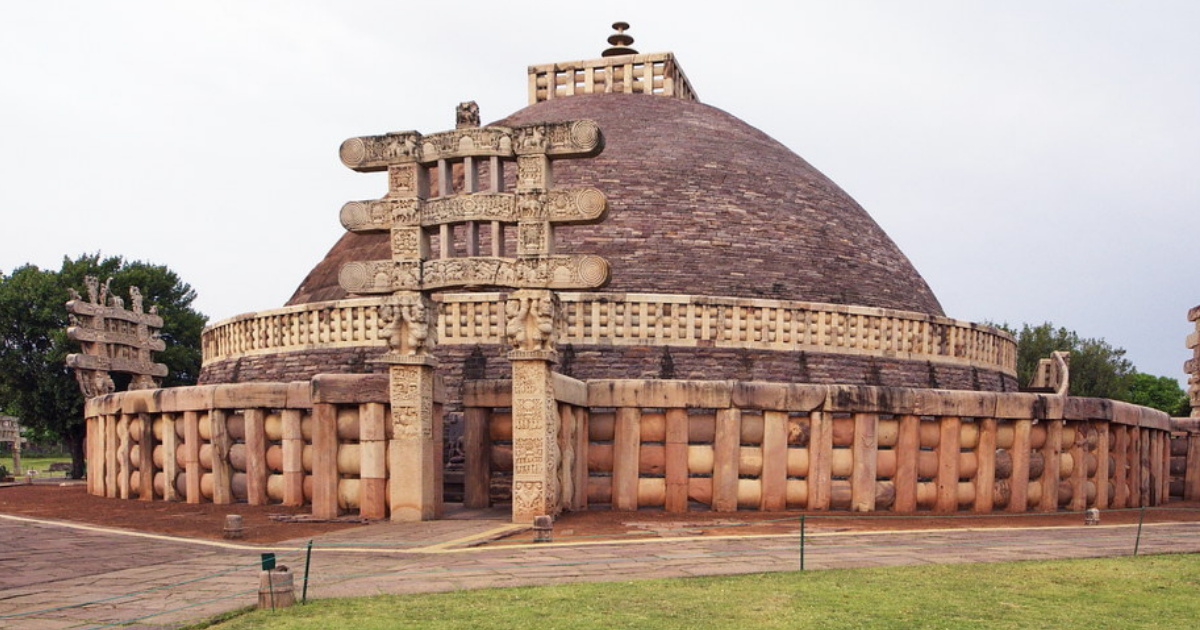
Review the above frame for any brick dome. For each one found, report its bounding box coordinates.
[287,93,944,316]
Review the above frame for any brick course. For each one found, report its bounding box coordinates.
[199,344,1018,410]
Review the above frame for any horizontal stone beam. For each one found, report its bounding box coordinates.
[338,255,610,294]
[339,188,607,232]
[339,120,603,171]
[66,300,163,327]
[67,326,166,352]
[66,353,167,377]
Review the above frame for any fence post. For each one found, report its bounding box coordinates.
[302,539,313,603]
[1134,505,1146,556]
[800,515,806,571]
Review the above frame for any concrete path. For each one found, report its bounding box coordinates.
[1,512,1198,630]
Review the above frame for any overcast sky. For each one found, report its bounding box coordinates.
[2,1,1197,386]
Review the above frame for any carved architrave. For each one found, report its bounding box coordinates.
[544,188,607,223]
[341,188,606,234]
[340,198,421,232]
[339,260,421,294]
[422,194,517,224]
[65,353,169,377]
[339,120,602,172]
[339,131,422,172]
[341,256,609,294]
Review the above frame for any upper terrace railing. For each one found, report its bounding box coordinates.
[202,293,1018,375]
[527,52,698,104]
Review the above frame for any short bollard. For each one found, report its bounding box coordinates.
[223,514,244,539]
[258,566,296,610]
[1084,508,1100,526]
[533,515,553,543]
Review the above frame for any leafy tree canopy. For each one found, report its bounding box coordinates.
[1127,372,1191,417]
[0,253,207,476]
[995,322,1188,415]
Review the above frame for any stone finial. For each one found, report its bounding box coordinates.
[602,21,638,57]
[456,101,480,129]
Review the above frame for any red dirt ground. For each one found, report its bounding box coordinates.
[0,483,361,543]
[495,501,1200,544]
[4,482,1198,546]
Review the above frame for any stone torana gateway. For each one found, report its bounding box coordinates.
[80,26,1200,523]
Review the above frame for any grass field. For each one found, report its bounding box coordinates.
[204,553,1199,630]
[3,454,71,476]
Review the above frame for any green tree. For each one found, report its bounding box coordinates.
[0,254,206,478]
[998,322,1135,400]
[1127,372,1191,417]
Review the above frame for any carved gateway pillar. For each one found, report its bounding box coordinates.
[378,292,443,521]
[506,290,563,522]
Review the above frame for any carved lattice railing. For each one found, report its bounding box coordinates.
[202,294,1018,375]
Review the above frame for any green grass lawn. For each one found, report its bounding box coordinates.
[5,454,71,476]
[203,553,1200,630]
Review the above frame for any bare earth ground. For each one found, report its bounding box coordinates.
[0,483,358,543]
[3,482,1199,545]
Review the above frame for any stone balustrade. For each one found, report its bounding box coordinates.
[466,380,1175,514]
[202,293,1018,376]
[528,52,698,104]
[85,374,1192,518]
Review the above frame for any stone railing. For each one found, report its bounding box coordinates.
[465,380,1175,514]
[84,375,1187,518]
[528,52,698,104]
[83,374,444,520]
[202,293,1018,376]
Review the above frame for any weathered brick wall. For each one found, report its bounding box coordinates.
[200,343,1018,411]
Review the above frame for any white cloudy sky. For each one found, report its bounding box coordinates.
[1,1,1197,385]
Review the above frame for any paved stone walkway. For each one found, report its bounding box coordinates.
[1,512,1198,630]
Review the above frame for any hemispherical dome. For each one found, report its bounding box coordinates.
[288,93,944,315]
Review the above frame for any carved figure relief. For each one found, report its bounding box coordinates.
[388,365,434,440]
[516,156,548,191]
[391,227,422,259]
[389,167,415,195]
[378,295,435,357]
[456,101,480,128]
[513,480,544,515]
[505,292,559,352]
[518,222,550,255]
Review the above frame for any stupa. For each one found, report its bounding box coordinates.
[82,26,1187,524]
[201,25,1018,399]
